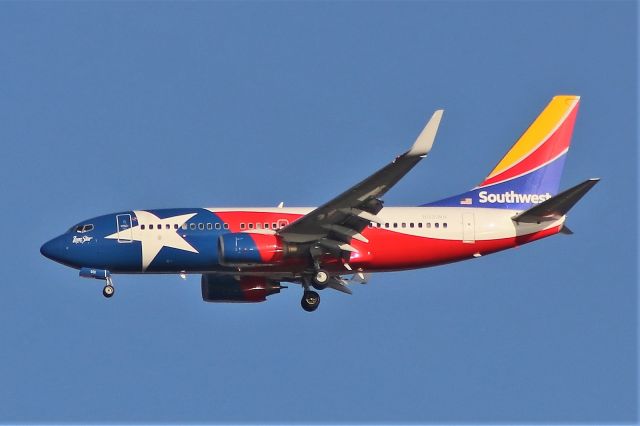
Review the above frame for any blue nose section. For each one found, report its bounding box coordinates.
[40,237,62,261]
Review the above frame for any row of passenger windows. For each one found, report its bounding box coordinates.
[369,222,448,229]
[139,222,289,231]
[240,222,287,230]
[137,221,446,231]
[140,223,229,231]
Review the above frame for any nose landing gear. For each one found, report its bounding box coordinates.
[102,276,115,299]
[102,284,115,298]
[79,268,116,300]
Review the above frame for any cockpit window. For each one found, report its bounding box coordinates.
[75,224,94,233]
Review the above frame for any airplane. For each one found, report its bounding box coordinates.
[41,95,599,312]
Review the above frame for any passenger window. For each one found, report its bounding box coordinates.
[190,223,196,230]
[393,223,398,228]
[401,223,406,228]
[418,223,423,228]
[157,224,161,230]
[256,223,262,229]
[223,223,229,230]
[141,225,146,230]
[277,219,289,229]
[181,224,187,230]
[198,223,204,230]
[240,223,246,230]
[410,223,414,228]
[174,224,179,229]
[264,223,270,229]
[272,223,277,229]
[443,223,448,228]
[149,224,154,230]
[215,223,221,230]
[248,223,254,229]
[385,223,389,228]
[207,223,213,230]
[435,223,440,228]
[427,223,431,228]
[165,224,170,230]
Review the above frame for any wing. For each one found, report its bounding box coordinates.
[278,110,444,256]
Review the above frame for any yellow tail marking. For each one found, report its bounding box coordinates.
[486,95,579,179]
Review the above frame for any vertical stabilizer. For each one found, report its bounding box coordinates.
[425,95,580,210]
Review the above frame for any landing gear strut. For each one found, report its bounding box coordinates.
[301,290,320,312]
[102,277,115,299]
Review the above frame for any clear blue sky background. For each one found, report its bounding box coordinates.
[0,2,636,424]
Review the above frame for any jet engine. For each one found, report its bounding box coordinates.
[218,233,295,266]
[201,274,282,303]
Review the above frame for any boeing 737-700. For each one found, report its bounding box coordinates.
[41,95,598,312]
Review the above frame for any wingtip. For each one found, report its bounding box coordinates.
[586,177,601,187]
[406,109,444,157]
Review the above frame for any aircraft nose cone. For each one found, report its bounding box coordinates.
[40,237,62,261]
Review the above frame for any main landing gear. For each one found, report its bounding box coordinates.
[300,269,330,312]
[311,269,329,290]
[102,277,115,299]
[301,290,320,312]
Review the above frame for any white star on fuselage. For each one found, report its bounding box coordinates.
[105,211,199,271]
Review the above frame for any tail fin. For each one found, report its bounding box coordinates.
[426,95,581,209]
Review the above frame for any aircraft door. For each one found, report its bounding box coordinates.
[462,212,475,243]
[116,214,133,243]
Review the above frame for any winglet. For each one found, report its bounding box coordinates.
[406,109,444,157]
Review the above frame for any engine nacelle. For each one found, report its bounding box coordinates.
[218,232,288,266]
[201,274,282,303]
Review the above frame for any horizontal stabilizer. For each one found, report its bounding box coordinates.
[512,178,600,223]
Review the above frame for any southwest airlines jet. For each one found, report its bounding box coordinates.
[41,95,598,312]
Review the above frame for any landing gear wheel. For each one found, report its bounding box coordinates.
[301,290,320,312]
[103,285,115,298]
[312,270,329,290]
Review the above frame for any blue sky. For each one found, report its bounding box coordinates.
[0,1,636,424]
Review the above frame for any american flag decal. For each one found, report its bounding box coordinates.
[460,198,472,205]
